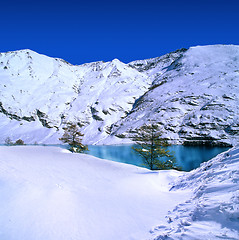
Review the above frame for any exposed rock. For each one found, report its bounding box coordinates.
[0,45,238,145]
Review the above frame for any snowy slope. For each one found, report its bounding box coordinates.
[0,145,238,239]
[149,145,239,240]
[112,45,239,146]
[0,45,238,145]
[0,146,188,240]
[0,50,151,144]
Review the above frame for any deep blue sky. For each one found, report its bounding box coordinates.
[0,0,238,64]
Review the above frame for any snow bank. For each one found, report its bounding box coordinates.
[0,146,187,240]
[150,145,239,240]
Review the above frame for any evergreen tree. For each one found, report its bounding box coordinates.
[131,124,180,170]
[15,139,25,145]
[59,123,88,153]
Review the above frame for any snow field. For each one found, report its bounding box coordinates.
[1,145,239,239]
[0,146,189,240]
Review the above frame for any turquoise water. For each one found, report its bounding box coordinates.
[88,145,230,171]
[1,144,229,171]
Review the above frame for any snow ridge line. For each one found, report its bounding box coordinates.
[149,146,239,240]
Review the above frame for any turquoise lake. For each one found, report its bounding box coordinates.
[1,144,230,171]
[88,145,230,171]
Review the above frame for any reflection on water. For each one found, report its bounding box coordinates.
[88,145,230,171]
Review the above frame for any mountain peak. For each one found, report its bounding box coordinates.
[0,45,238,145]
[111,58,125,67]
[111,58,122,63]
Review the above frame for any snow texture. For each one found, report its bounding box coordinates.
[0,45,238,145]
[0,145,239,239]
[149,145,239,240]
[0,146,187,240]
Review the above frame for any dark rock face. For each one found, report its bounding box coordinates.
[0,102,35,122]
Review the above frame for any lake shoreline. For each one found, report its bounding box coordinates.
[1,144,231,172]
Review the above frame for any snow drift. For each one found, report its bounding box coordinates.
[0,145,239,239]
[0,146,188,240]
[150,145,239,240]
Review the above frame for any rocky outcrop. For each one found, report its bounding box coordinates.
[111,45,239,146]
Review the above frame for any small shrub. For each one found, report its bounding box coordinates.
[4,137,25,146]
[15,139,25,145]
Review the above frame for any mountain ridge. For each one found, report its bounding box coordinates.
[0,45,238,145]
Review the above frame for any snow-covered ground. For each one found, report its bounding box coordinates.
[150,146,239,240]
[0,146,188,240]
[0,145,238,239]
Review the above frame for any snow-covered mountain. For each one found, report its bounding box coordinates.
[112,45,239,146]
[0,45,238,145]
